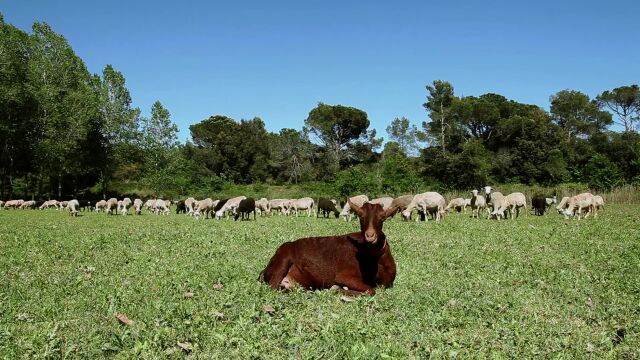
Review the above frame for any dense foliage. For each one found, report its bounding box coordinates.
[1,15,639,200]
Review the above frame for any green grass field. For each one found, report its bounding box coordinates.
[1,206,639,359]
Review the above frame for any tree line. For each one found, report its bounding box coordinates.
[1,15,639,201]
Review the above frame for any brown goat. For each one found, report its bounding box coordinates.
[259,200,398,296]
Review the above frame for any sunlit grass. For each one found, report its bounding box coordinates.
[1,206,638,358]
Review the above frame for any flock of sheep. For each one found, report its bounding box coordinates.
[1,186,605,221]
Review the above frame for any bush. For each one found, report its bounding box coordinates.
[584,154,623,190]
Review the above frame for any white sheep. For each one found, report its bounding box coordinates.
[593,195,605,211]
[194,198,218,219]
[215,196,247,219]
[255,198,270,216]
[401,192,446,222]
[105,198,118,215]
[556,196,571,214]
[339,195,369,222]
[368,197,394,210]
[185,197,197,216]
[131,199,142,215]
[67,199,80,216]
[291,197,315,217]
[564,192,596,220]
[445,198,466,213]
[492,192,527,220]
[470,189,487,219]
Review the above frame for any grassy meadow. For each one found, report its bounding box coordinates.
[1,205,639,358]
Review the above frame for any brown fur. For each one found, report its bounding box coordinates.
[259,201,398,296]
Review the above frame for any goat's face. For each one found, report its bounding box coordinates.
[349,201,397,245]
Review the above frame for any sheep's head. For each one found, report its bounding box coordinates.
[483,186,493,194]
[471,189,479,197]
[349,200,397,245]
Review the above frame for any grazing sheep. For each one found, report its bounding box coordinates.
[119,198,132,215]
[390,195,415,220]
[58,201,69,210]
[282,199,297,216]
[213,198,229,215]
[493,192,527,220]
[268,199,290,216]
[470,190,487,219]
[20,200,36,209]
[484,187,505,219]
[39,200,59,209]
[545,195,557,210]
[531,195,547,216]
[154,199,171,215]
[291,197,315,217]
[143,199,156,212]
[317,198,340,218]
[339,195,369,222]
[593,195,605,211]
[95,200,107,212]
[556,196,571,214]
[445,198,466,213]
[255,198,270,216]
[368,197,394,210]
[184,197,196,215]
[194,198,218,219]
[133,199,143,215]
[4,200,24,209]
[215,196,246,219]
[67,199,79,216]
[259,201,397,295]
[105,198,118,215]
[235,198,256,221]
[564,193,596,220]
[402,192,446,222]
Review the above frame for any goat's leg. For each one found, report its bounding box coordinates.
[260,252,293,290]
[334,276,375,296]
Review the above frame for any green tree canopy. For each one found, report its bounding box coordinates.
[597,85,640,132]
[550,90,612,140]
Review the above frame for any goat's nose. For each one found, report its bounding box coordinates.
[365,231,376,242]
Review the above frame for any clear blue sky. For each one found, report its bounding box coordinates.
[3,0,639,141]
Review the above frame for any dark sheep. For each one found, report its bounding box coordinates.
[234,198,256,221]
[213,198,229,213]
[317,198,339,218]
[532,196,546,216]
[259,201,398,296]
[176,200,186,214]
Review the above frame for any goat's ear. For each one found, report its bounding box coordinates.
[381,206,398,220]
[348,199,365,218]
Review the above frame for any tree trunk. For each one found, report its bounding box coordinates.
[440,102,446,154]
[58,172,62,198]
